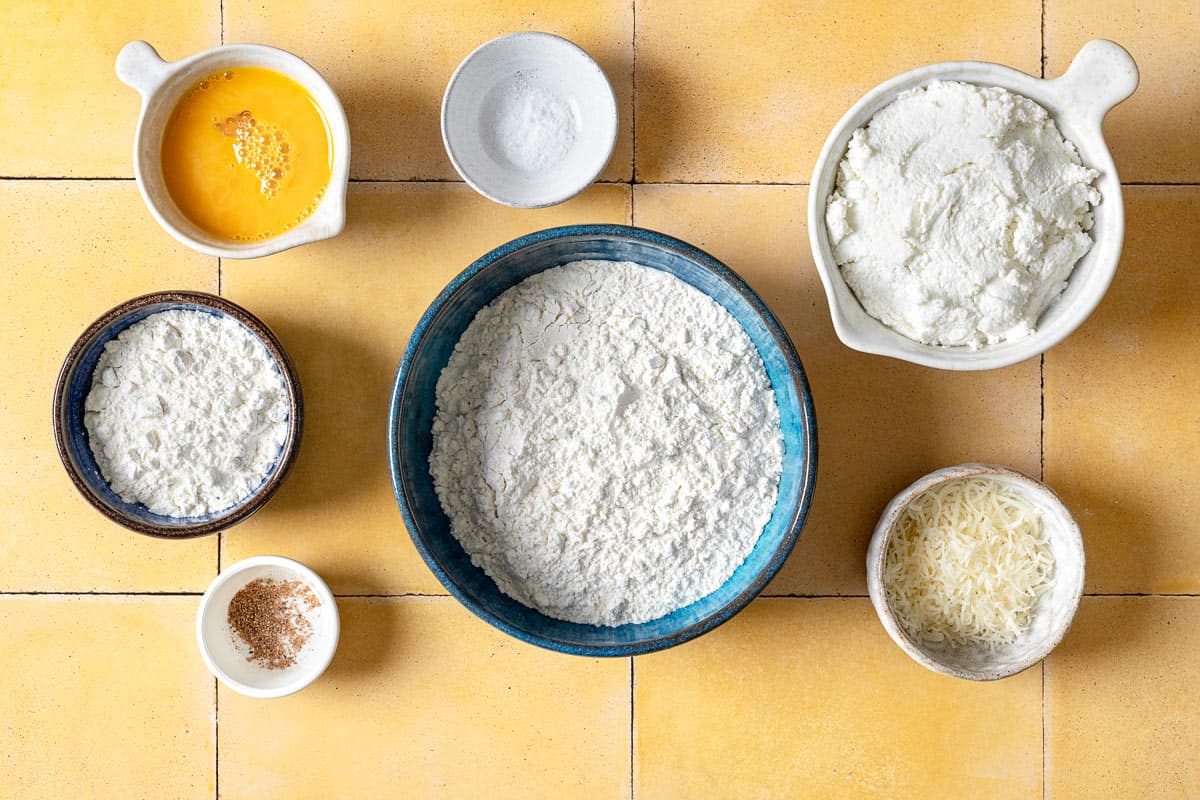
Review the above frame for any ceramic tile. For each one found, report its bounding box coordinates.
[218,596,630,799]
[1046,597,1200,799]
[1045,0,1200,183]
[634,0,1041,183]
[0,596,214,798]
[224,0,633,182]
[0,181,217,591]
[219,182,631,594]
[1044,188,1200,593]
[0,2,219,177]
[633,184,1041,595]
[635,598,1042,799]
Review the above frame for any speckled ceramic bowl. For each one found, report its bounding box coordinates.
[809,39,1138,370]
[388,224,817,656]
[866,464,1085,680]
[53,291,303,538]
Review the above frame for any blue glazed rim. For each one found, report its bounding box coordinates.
[52,291,304,538]
[388,224,818,656]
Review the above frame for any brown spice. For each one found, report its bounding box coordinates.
[227,577,320,670]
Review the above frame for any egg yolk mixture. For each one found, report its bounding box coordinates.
[160,67,332,242]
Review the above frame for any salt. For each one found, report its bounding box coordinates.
[493,77,577,172]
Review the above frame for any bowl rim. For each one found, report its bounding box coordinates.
[388,223,818,656]
[116,40,351,260]
[807,43,1134,371]
[52,290,304,539]
[866,463,1085,680]
[195,554,340,699]
[439,31,619,209]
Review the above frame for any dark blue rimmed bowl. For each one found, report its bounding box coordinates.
[388,225,817,656]
[52,291,303,538]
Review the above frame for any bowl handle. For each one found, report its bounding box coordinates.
[1050,40,1139,125]
[115,41,171,98]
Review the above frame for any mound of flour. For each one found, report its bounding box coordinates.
[430,260,783,626]
[84,309,288,517]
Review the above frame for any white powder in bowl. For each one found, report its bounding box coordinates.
[430,260,784,627]
[492,77,577,172]
[826,80,1100,349]
[84,309,289,518]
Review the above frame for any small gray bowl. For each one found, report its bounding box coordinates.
[52,291,303,538]
[866,464,1084,680]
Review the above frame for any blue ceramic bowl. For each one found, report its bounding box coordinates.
[52,291,303,538]
[388,225,817,656]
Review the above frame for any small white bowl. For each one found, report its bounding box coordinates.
[115,40,351,259]
[808,40,1138,370]
[441,32,618,208]
[866,464,1084,681]
[196,555,339,698]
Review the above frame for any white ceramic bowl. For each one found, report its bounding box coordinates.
[115,40,350,259]
[866,464,1084,681]
[441,32,618,208]
[809,40,1138,370]
[196,555,339,698]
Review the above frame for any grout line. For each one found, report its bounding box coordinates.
[629,656,635,800]
[2,176,1199,187]
[2,590,1196,599]
[220,0,225,46]
[0,176,134,181]
[1040,0,1047,80]
[1042,661,1047,800]
[1040,7,1047,793]
[332,592,452,598]
[1040,353,1046,482]
[1085,592,1200,598]
[631,0,638,186]
[760,593,869,598]
[214,675,220,800]
[0,591,205,597]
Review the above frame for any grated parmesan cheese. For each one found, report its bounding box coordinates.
[883,477,1055,650]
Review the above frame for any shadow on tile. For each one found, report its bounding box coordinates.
[336,76,444,181]
[1056,483,1160,594]
[322,597,403,681]
[768,357,1041,595]
[591,45,634,182]
[630,57,685,185]
[251,317,398,517]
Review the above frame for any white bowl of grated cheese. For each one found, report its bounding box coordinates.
[866,464,1084,681]
[808,39,1138,370]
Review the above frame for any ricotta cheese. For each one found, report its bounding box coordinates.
[826,80,1100,349]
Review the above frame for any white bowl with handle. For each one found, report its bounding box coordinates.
[115,40,351,259]
[808,40,1138,370]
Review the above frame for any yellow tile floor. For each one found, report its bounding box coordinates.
[1,1,1197,797]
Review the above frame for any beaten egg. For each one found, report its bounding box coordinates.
[160,67,332,242]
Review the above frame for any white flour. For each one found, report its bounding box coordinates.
[493,77,577,172]
[84,309,289,517]
[430,261,783,626]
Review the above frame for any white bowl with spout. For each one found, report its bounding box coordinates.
[808,40,1138,370]
[115,40,350,259]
